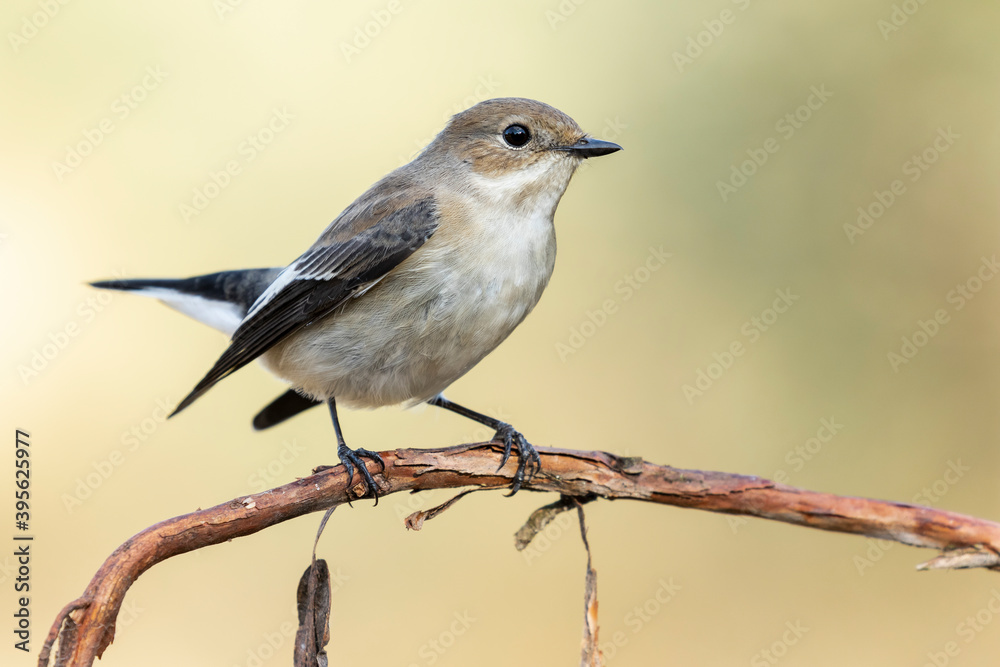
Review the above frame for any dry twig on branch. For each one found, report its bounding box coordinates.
[40,442,1000,667]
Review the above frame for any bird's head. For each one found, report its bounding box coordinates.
[423,97,621,199]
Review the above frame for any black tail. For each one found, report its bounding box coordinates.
[253,389,323,430]
[90,268,282,313]
[92,267,287,420]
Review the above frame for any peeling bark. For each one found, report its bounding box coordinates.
[39,443,1000,667]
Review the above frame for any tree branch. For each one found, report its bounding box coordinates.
[39,442,1000,667]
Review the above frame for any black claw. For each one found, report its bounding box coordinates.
[337,444,384,504]
[499,434,514,469]
[355,448,386,474]
[491,423,540,495]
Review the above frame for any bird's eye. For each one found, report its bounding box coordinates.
[502,124,531,148]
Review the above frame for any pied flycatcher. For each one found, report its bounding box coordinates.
[92,97,621,500]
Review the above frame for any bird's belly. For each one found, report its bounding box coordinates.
[259,226,555,408]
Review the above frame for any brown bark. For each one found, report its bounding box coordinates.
[39,442,1000,667]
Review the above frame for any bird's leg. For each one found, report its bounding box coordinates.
[426,395,541,494]
[328,397,384,503]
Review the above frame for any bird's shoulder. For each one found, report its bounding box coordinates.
[275,168,441,287]
[315,168,437,247]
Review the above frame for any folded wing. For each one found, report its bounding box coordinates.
[170,192,439,417]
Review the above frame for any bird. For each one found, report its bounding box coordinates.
[91,97,621,501]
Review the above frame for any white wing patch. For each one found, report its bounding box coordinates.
[241,245,348,321]
[242,266,298,321]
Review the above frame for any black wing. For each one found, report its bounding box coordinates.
[170,195,439,417]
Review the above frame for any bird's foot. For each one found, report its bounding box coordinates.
[492,423,541,495]
[337,443,385,504]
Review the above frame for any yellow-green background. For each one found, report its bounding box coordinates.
[3,1,999,665]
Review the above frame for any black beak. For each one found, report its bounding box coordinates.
[558,137,622,158]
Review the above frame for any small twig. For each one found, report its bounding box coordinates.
[39,442,1000,667]
[405,488,482,530]
[917,546,1000,571]
[575,499,602,667]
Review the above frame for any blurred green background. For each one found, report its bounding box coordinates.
[3,1,1000,665]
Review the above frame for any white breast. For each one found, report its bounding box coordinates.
[261,158,573,408]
